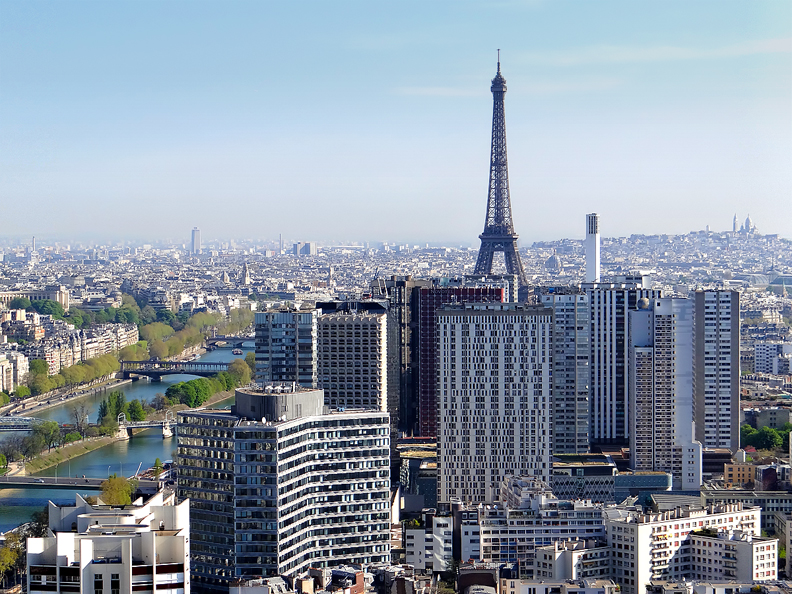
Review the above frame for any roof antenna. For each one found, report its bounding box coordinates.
[497,49,501,73]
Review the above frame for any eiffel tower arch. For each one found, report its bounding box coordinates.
[473,55,528,288]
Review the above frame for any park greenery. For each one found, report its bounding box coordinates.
[26,353,121,396]
[165,359,251,407]
[740,423,792,451]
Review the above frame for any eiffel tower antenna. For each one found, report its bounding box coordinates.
[473,54,528,287]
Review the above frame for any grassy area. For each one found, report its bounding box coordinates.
[25,437,116,474]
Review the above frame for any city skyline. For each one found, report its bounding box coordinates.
[1,1,789,243]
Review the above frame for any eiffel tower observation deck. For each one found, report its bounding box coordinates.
[473,53,528,288]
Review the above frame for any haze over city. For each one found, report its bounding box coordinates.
[1,0,790,244]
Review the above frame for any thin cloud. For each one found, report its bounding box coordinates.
[520,37,792,66]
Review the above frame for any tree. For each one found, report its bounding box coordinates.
[101,475,134,505]
[149,339,168,360]
[755,426,783,451]
[30,299,66,319]
[32,421,60,451]
[152,393,168,411]
[0,453,6,469]
[29,506,49,538]
[71,403,90,436]
[0,543,16,587]
[29,359,49,376]
[153,458,164,479]
[7,297,30,310]
[228,359,251,386]
[13,386,30,399]
[245,351,256,373]
[63,431,81,444]
[128,399,146,422]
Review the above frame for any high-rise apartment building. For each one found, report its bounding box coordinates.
[694,289,740,451]
[177,385,390,591]
[317,304,388,410]
[191,227,201,255]
[629,297,701,489]
[584,213,600,283]
[254,308,317,387]
[369,275,433,434]
[539,289,590,454]
[416,285,505,438]
[583,276,661,447]
[437,302,553,504]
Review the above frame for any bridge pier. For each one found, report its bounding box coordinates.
[162,422,173,438]
[115,426,130,440]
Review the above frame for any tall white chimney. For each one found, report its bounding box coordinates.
[585,213,600,283]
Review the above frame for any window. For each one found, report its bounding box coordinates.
[94,574,103,594]
[111,574,120,594]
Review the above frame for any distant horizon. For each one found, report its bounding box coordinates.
[0,220,788,250]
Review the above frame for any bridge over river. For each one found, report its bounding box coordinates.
[120,359,230,380]
[0,475,161,492]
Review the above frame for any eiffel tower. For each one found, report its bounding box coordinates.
[473,54,528,288]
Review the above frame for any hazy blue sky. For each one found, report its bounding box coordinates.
[1,1,790,244]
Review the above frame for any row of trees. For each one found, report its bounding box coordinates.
[27,354,121,396]
[0,421,81,464]
[740,423,792,451]
[165,359,251,407]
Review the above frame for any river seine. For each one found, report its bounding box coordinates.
[0,344,252,532]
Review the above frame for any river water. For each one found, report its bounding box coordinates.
[0,344,251,532]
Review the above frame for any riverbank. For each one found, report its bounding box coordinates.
[24,436,117,475]
[20,389,235,475]
[11,379,133,418]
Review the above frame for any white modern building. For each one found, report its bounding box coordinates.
[27,491,190,594]
[604,502,762,594]
[629,297,702,490]
[693,290,740,451]
[437,303,554,504]
[539,290,590,454]
[532,539,611,581]
[404,511,454,572]
[688,529,777,582]
[584,213,600,283]
[477,477,606,575]
[177,385,390,591]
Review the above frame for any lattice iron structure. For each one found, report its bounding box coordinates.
[473,56,528,287]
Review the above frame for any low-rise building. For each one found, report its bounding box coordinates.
[689,529,777,582]
[532,539,610,581]
[604,503,761,594]
[404,510,454,573]
[26,490,189,594]
[500,578,619,594]
[477,477,606,576]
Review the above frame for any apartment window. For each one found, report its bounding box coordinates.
[111,574,120,594]
[94,575,103,594]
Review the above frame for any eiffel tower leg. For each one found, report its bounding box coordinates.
[502,242,528,287]
[474,242,496,275]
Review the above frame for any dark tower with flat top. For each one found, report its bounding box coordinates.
[473,55,528,287]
